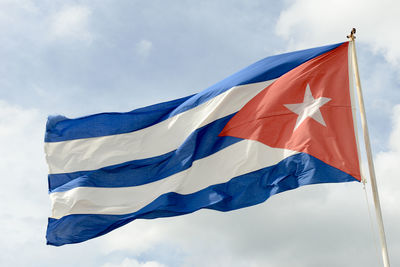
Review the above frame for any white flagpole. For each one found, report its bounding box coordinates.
[347,28,390,267]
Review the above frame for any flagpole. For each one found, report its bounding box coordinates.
[347,28,390,267]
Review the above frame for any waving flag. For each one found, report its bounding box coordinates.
[45,41,361,246]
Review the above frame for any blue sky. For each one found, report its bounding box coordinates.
[1,0,400,266]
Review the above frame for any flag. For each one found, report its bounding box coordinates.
[45,41,361,246]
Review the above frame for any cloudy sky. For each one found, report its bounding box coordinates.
[1,0,399,266]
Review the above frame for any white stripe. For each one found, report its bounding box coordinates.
[50,140,298,219]
[45,80,275,174]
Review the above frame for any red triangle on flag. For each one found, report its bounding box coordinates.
[219,42,361,181]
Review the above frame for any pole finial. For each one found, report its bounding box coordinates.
[347,28,356,40]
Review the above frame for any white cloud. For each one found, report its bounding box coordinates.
[50,5,93,43]
[0,99,46,191]
[375,105,400,210]
[275,0,400,66]
[100,219,167,255]
[136,39,153,58]
[102,258,166,267]
[0,100,49,265]
[0,0,38,21]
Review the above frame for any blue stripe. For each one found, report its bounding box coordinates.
[45,43,344,142]
[46,152,358,246]
[48,114,241,193]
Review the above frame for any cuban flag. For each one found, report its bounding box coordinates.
[45,41,361,246]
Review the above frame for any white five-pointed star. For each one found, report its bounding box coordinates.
[284,84,331,130]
